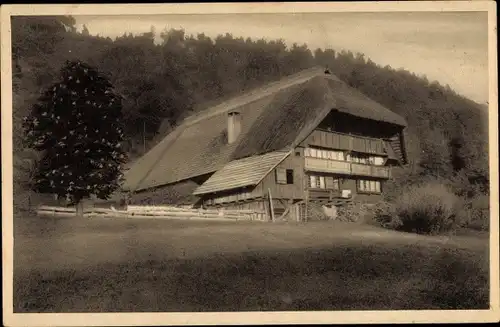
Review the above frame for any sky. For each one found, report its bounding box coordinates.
[75,12,489,103]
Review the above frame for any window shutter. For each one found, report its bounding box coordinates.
[319,176,326,189]
[275,168,287,184]
[310,175,316,188]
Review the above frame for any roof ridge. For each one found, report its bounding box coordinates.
[180,66,328,127]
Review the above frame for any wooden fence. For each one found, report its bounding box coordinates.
[36,204,268,222]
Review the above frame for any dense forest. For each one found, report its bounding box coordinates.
[12,16,489,229]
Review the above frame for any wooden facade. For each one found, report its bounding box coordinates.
[125,67,408,220]
[200,118,402,209]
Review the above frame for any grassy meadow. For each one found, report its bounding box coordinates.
[13,215,489,312]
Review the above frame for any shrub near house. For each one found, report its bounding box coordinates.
[369,182,462,235]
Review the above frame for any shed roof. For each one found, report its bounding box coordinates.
[123,67,407,192]
[193,150,290,195]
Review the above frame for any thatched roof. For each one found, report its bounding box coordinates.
[123,66,407,192]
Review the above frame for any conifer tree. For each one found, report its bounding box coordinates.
[23,60,127,215]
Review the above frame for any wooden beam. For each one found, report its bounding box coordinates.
[268,188,275,222]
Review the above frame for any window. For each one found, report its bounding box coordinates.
[308,174,340,190]
[308,175,325,189]
[348,153,384,166]
[305,147,346,161]
[357,179,382,193]
[333,179,340,190]
[373,156,385,166]
[295,151,301,157]
[277,168,294,185]
[310,175,317,188]
[319,176,326,189]
[276,168,286,184]
[286,169,294,184]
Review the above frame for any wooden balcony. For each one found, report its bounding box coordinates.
[305,157,391,179]
[305,157,351,174]
[351,163,391,178]
[304,130,386,155]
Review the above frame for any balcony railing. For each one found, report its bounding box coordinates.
[351,163,391,178]
[304,157,351,174]
[307,189,341,200]
[306,130,386,155]
[305,157,391,179]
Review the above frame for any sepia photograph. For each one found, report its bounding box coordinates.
[2,2,498,326]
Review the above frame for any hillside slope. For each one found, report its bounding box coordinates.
[11,16,489,222]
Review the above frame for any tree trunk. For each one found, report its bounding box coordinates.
[76,201,84,217]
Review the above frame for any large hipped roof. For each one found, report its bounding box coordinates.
[123,67,407,192]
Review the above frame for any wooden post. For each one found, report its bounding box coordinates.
[76,201,84,217]
[268,188,275,222]
[304,191,309,223]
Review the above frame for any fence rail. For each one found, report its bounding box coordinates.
[36,204,268,222]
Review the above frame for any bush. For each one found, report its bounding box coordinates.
[456,194,490,231]
[337,201,371,223]
[306,203,330,221]
[366,200,396,228]
[391,182,460,235]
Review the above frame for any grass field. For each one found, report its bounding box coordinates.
[13,215,489,312]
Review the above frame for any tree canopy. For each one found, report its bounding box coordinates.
[23,60,127,207]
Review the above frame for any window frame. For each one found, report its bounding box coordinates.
[307,174,341,190]
[305,146,347,161]
[285,169,294,184]
[357,179,382,194]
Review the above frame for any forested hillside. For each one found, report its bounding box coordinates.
[12,16,489,229]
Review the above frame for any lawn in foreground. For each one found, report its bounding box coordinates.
[13,215,489,312]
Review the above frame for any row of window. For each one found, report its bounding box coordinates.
[304,147,385,166]
[307,174,381,194]
[305,148,346,161]
[358,180,382,193]
[307,175,340,190]
[277,169,382,194]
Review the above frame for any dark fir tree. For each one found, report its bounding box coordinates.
[23,60,127,215]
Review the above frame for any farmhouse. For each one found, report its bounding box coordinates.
[122,66,408,220]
